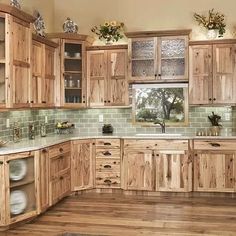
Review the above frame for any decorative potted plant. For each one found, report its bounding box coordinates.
[194,9,226,39]
[208,112,222,136]
[91,21,124,45]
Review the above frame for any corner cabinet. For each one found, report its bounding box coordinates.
[126,30,191,82]
[31,35,58,108]
[47,33,94,108]
[87,45,129,107]
[0,4,35,109]
[4,151,39,226]
[189,40,236,105]
[194,140,236,192]
[71,140,95,191]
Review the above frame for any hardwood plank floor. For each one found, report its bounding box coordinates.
[3,193,236,236]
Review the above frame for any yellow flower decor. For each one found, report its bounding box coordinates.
[194,9,226,37]
[91,21,124,44]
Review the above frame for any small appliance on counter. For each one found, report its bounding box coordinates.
[56,121,75,134]
[102,124,114,134]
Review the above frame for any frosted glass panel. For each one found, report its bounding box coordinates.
[161,58,185,77]
[132,40,154,59]
[161,39,185,58]
[132,60,154,77]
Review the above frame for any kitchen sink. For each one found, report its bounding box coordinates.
[135,133,182,137]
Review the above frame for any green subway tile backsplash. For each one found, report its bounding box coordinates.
[0,106,235,141]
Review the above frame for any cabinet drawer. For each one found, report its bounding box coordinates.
[96,139,120,149]
[96,148,120,158]
[124,139,189,150]
[194,140,236,150]
[50,171,71,205]
[96,172,120,188]
[96,159,120,172]
[50,152,71,180]
[48,142,71,157]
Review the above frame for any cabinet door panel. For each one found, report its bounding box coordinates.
[71,140,94,191]
[194,151,236,192]
[124,150,154,191]
[213,44,236,104]
[0,158,5,226]
[39,149,49,212]
[156,151,192,192]
[88,51,107,106]
[189,45,213,105]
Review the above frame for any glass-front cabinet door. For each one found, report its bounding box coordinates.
[0,14,6,108]
[159,36,188,80]
[62,40,86,107]
[5,152,38,224]
[129,38,156,81]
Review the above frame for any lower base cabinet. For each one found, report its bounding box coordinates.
[123,149,154,191]
[156,150,192,192]
[0,156,6,226]
[48,142,71,205]
[71,140,95,191]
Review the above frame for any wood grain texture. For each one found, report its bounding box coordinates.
[189,45,213,105]
[71,140,95,191]
[6,192,236,236]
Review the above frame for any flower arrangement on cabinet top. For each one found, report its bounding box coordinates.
[194,9,226,38]
[91,21,124,44]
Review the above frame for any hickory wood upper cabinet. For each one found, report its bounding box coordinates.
[193,140,236,192]
[189,40,236,105]
[122,139,192,192]
[0,4,35,108]
[47,33,94,108]
[87,45,129,107]
[0,156,5,226]
[31,35,58,107]
[126,30,191,82]
[71,140,95,191]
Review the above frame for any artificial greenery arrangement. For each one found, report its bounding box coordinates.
[91,21,124,44]
[194,9,226,37]
[208,112,222,127]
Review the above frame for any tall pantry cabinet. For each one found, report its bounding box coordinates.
[0,4,35,108]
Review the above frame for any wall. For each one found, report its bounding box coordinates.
[53,0,236,41]
[0,0,55,32]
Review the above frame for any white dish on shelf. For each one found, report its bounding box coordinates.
[10,190,27,215]
[9,159,27,181]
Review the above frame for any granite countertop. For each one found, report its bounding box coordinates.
[1,132,236,155]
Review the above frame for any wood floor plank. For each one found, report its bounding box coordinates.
[3,193,236,236]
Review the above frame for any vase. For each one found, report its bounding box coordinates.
[210,126,221,136]
[207,29,218,39]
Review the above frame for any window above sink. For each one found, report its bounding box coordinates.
[132,83,189,126]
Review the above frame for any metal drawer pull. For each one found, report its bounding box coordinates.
[59,155,64,159]
[104,165,112,169]
[60,176,64,180]
[104,142,111,146]
[104,179,112,184]
[59,148,64,152]
[0,161,3,165]
[210,143,221,147]
[102,151,111,156]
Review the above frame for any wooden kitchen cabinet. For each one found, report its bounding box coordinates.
[123,149,154,191]
[47,33,94,108]
[38,149,50,213]
[155,150,192,192]
[48,142,71,205]
[4,151,39,225]
[31,35,58,107]
[126,30,191,82]
[71,140,95,191]
[123,139,192,192]
[189,40,236,105]
[87,45,129,107]
[0,4,35,109]
[194,140,236,192]
[95,139,121,188]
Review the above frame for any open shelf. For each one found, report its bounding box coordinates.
[64,57,82,60]
[0,58,5,64]
[10,179,35,189]
[65,87,82,90]
[131,58,155,61]
[64,71,82,74]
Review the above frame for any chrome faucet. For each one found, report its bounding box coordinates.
[154,119,166,133]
